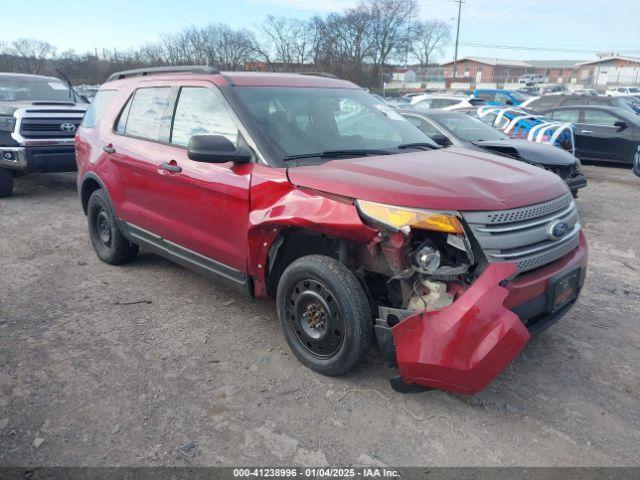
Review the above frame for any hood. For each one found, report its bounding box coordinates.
[0,101,86,116]
[473,139,577,167]
[287,146,568,211]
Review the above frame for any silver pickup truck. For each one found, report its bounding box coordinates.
[0,73,87,197]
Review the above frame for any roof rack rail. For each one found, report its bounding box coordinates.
[107,65,219,82]
[297,72,338,79]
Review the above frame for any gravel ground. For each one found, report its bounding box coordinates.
[1,165,639,467]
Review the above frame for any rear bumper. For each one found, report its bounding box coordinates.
[390,232,588,395]
[0,146,76,173]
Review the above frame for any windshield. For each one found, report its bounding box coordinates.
[0,76,74,102]
[435,112,510,142]
[233,87,436,162]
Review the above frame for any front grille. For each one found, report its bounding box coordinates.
[463,192,580,273]
[19,117,82,138]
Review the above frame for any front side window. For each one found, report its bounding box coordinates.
[405,115,442,138]
[583,110,619,127]
[171,87,239,147]
[233,87,434,160]
[119,87,172,142]
[81,90,117,128]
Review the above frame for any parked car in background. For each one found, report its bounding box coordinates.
[543,85,567,94]
[473,89,529,106]
[408,95,486,111]
[75,66,587,394]
[401,109,587,196]
[571,89,599,96]
[472,105,577,153]
[518,73,546,85]
[545,105,640,165]
[0,72,88,197]
[521,94,639,115]
[606,86,640,96]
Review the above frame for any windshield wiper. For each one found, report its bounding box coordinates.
[284,149,391,162]
[397,142,440,150]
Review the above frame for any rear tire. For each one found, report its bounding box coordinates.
[0,168,14,197]
[276,254,372,376]
[571,189,578,199]
[87,189,138,265]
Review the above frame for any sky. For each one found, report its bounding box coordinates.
[2,0,639,63]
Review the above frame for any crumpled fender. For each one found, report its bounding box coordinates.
[392,262,530,395]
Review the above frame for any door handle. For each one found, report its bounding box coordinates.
[160,161,182,173]
[103,145,116,153]
[580,130,593,134]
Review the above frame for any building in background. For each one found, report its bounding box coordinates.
[440,57,530,83]
[577,54,640,87]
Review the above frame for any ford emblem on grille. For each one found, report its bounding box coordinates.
[60,122,76,133]
[547,220,569,241]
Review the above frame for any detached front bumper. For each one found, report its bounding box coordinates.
[391,263,530,395]
[0,145,76,173]
[386,233,588,395]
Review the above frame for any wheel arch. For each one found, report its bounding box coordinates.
[80,172,109,215]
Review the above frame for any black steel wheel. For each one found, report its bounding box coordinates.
[87,189,138,265]
[276,254,372,376]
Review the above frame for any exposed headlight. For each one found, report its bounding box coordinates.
[0,116,16,132]
[356,199,464,234]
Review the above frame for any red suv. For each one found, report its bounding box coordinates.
[75,67,588,394]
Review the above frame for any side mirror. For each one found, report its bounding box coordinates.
[187,135,252,164]
[614,121,628,132]
[430,133,452,146]
[505,99,514,106]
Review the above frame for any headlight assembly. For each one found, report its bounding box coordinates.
[0,116,16,132]
[356,199,464,234]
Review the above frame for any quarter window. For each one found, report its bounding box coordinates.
[171,87,239,147]
[118,87,173,142]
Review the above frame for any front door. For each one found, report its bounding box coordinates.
[575,109,634,163]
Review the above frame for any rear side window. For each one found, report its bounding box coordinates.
[117,87,173,142]
[81,90,116,128]
[171,87,239,147]
[549,109,580,123]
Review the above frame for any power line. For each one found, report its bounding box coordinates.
[444,40,640,55]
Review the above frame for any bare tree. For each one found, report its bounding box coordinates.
[410,20,450,67]
[365,0,417,85]
[12,39,56,74]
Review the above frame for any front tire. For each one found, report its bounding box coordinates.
[276,255,372,376]
[0,168,14,197]
[87,189,138,265]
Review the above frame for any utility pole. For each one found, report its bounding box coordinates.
[451,0,464,80]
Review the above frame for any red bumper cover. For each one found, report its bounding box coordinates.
[392,262,530,395]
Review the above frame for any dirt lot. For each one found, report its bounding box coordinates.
[1,165,639,467]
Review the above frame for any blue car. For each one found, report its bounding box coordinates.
[473,89,530,106]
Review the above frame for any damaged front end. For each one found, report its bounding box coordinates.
[353,200,530,395]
